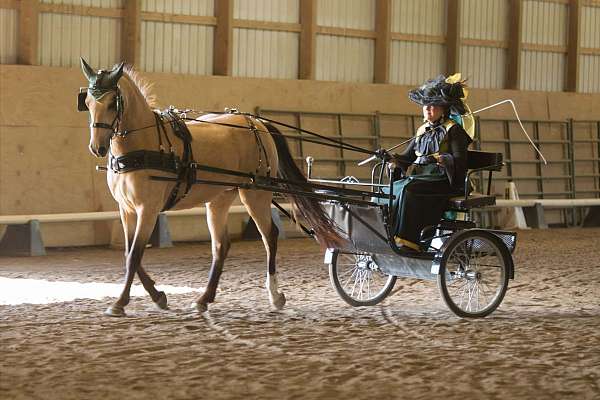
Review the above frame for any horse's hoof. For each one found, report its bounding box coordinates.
[154,291,168,310]
[104,305,126,317]
[190,301,208,313]
[270,292,286,311]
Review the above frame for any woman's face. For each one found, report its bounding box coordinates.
[423,105,445,123]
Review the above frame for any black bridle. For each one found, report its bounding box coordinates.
[79,86,125,138]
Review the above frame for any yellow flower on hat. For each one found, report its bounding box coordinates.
[445,73,468,100]
[445,73,462,84]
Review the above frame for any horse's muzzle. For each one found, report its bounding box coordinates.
[89,144,108,157]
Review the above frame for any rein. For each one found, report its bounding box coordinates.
[101,107,379,156]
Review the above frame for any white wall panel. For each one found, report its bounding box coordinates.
[520,1,567,92]
[141,0,213,16]
[581,5,600,49]
[233,29,298,79]
[140,0,214,74]
[579,5,600,93]
[234,0,299,22]
[520,50,565,91]
[317,0,375,30]
[316,35,374,82]
[41,0,123,8]
[38,13,121,68]
[389,41,445,85]
[0,9,18,64]
[522,0,568,46]
[459,0,509,89]
[460,0,508,40]
[459,46,506,89]
[141,22,213,74]
[391,0,445,36]
[579,55,600,93]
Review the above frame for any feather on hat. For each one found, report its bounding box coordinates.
[408,73,468,116]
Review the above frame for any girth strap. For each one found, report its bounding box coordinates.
[109,150,182,175]
[160,110,196,211]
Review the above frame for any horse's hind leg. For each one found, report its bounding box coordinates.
[106,207,160,317]
[119,208,168,311]
[191,190,237,313]
[239,189,286,310]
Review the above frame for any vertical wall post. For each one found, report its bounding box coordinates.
[374,0,391,83]
[506,0,523,89]
[18,0,39,65]
[299,0,316,80]
[121,0,141,66]
[445,0,460,75]
[214,0,233,76]
[566,0,581,92]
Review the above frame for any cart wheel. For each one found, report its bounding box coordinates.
[437,230,511,318]
[329,252,397,307]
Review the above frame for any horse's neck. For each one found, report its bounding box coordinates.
[111,77,159,155]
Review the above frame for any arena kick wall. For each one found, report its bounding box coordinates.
[1,64,600,246]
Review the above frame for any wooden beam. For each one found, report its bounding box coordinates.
[316,26,377,39]
[581,47,600,56]
[213,0,233,76]
[374,0,391,83]
[299,0,316,80]
[506,0,523,89]
[38,3,123,18]
[18,0,39,65]
[566,0,581,92]
[121,0,141,66]
[445,0,460,75]
[0,0,18,10]
[142,12,216,26]
[391,32,446,44]
[522,43,567,53]
[233,19,301,32]
[462,38,508,48]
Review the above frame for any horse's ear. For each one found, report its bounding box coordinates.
[107,62,125,85]
[80,57,95,82]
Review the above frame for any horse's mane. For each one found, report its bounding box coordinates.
[122,65,159,109]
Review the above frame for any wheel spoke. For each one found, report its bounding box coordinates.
[439,232,509,317]
[331,254,395,306]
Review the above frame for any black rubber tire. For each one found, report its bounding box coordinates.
[329,252,397,307]
[437,230,511,318]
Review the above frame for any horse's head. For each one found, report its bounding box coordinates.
[79,58,125,157]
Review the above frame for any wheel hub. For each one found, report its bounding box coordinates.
[356,256,378,272]
[465,270,481,280]
[464,270,481,281]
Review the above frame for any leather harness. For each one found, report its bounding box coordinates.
[82,85,272,212]
[108,109,196,211]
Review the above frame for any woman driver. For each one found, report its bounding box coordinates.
[390,74,473,251]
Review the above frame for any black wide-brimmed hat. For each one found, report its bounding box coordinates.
[408,74,468,116]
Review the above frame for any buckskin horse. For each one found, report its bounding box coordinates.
[79,59,339,316]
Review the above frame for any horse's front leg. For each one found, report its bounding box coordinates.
[121,206,168,310]
[106,208,160,317]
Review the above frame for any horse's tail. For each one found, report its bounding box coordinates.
[263,121,343,248]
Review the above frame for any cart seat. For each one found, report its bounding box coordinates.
[447,150,503,211]
[448,193,496,209]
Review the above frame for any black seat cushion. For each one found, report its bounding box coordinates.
[448,193,496,210]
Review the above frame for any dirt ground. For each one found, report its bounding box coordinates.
[0,228,599,400]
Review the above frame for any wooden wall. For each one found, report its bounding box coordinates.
[1,64,600,245]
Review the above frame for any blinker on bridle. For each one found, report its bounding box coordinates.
[78,85,125,137]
